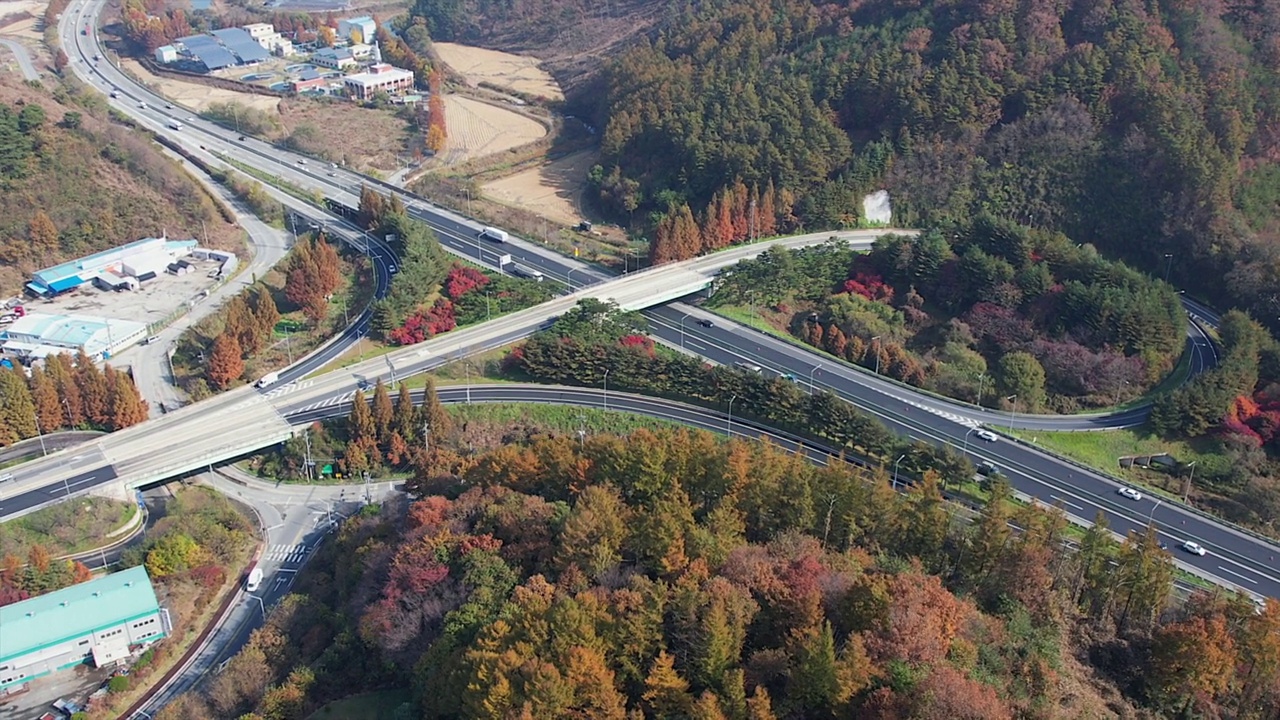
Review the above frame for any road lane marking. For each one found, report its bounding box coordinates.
[1049,495,1083,511]
[1218,565,1259,584]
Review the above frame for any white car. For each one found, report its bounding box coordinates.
[975,429,999,442]
[1117,486,1143,501]
[1182,540,1207,556]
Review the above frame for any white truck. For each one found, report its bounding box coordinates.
[510,263,544,282]
[167,120,183,131]
[245,567,263,592]
[479,226,508,243]
[255,371,280,388]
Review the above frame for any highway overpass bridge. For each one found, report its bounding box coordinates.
[0,229,888,512]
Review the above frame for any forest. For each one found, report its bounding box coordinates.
[535,0,1280,324]
[0,90,234,296]
[0,351,149,447]
[710,217,1184,412]
[158,419,1280,719]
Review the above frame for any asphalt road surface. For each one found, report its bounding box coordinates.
[279,383,1280,600]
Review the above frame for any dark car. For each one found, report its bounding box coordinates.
[238,135,246,141]
[696,319,714,328]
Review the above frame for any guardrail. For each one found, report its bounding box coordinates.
[119,430,297,490]
[1000,431,1280,551]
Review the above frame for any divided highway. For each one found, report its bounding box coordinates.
[291,384,1280,600]
[20,0,1273,607]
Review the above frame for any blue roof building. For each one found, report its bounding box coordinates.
[0,567,169,691]
[212,27,270,64]
[26,237,197,297]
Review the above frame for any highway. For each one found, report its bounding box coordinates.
[26,0,1273,606]
[60,0,1219,429]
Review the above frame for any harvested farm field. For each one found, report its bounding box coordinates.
[440,94,547,164]
[433,42,564,101]
[480,149,594,227]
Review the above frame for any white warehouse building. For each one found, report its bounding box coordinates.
[0,567,170,695]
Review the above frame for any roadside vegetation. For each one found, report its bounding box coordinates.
[0,87,240,297]
[0,351,149,447]
[709,219,1183,414]
[161,416,1277,719]
[83,486,258,718]
[173,232,370,398]
[359,186,553,344]
[0,497,136,564]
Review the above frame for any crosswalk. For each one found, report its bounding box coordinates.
[905,398,981,428]
[264,544,308,564]
[263,380,315,399]
[292,393,350,414]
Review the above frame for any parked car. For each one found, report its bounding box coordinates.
[1182,540,1207,556]
[1117,486,1143,501]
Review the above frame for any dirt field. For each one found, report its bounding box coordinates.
[441,94,547,164]
[0,0,47,41]
[121,58,282,114]
[480,149,595,227]
[276,97,415,172]
[433,42,564,101]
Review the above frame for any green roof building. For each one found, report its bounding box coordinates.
[0,566,169,692]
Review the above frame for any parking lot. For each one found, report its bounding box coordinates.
[0,663,112,720]
[24,257,225,332]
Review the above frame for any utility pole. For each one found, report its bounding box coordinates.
[303,427,314,483]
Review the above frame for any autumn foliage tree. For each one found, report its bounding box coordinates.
[425,70,447,154]
[207,335,245,390]
[284,235,342,326]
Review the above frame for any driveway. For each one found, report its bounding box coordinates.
[0,38,38,82]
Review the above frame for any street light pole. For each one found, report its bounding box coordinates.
[248,593,265,617]
[1148,497,1163,526]
[809,363,821,390]
[871,336,882,375]
[680,311,692,349]
[603,368,610,410]
[1006,394,1017,429]
[1164,253,1174,283]
[962,425,977,456]
[727,394,738,437]
[28,404,47,456]
[1184,461,1197,503]
[893,453,906,491]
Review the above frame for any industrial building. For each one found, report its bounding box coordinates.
[0,312,148,361]
[344,63,415,100]
[312,47,356,70]
[0,567,169,694]
[171,28,269,71]
[338,16,376,43]
[293,68,330,93]
[25,237,198,297]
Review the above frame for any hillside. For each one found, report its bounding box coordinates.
[0,75,238,296]
[159,403,1280,719]
[416,0,1280,322]
[411,0,671,92]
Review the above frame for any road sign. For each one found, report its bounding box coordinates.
[321,464,333,475]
